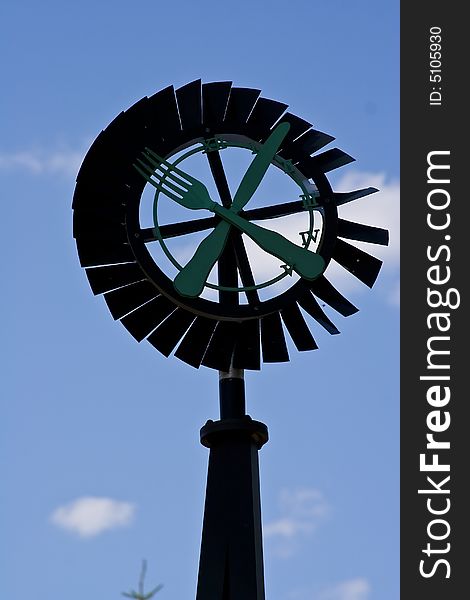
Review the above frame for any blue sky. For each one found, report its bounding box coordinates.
[1,2,399,599]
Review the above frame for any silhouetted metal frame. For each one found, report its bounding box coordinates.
[73,80,387,371]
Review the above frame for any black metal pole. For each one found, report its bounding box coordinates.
[219,367,246,418]
[196,369,268,600]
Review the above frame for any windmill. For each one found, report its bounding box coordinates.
[74,80,388,599]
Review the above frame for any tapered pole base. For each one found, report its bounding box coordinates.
[196,416,268,600]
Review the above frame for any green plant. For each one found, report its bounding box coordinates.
[122,560,163,599]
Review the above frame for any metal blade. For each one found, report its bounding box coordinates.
[246,98,288,141]
[86,263,146,295]
[232,319,261,370]
[104,280,159,320]
[75,101,148,191]
[280,129,335,162]
[260,312,289,363]
[297,148,355,176]
[333,239,383,288]
[202,321,239,371]
[224,87,261,126]
[77,238,135,268]
[296,286,340,334]
[73,202,126,236]
[280,304,318,351]
[73,173,132,210]
[120,295,175,341]
[174,316,218,368]
[337,218,389,246]
[176,79,202,132]
[308,276,358,317]
[268,112,311,149]
[202,81,232,128]
[332,187,378,206]
[147,308,195,357]
[73,214,127,244]
[147,85,181,136]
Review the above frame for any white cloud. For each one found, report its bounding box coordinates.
[0,148,84,177]
[50,496,136,538]
[264,488,329,557]
[317,578,371,600]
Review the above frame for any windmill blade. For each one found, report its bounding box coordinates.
[332,239,383,288]
[120,295,175,341]
[85,263,146,295]
[280,303,318,351]
[202,81,232,129]
[74,131,108,195]
[332,187,378,206]
[174,316,218,368]
[260,312,289,363]
[232,319,261,370]
[147,308,195,357]
[73,110,148,269]
[117,98,153,154]
[266,112,311,148]
[296,285,340,334]
[73,206,126,241]
[337,218,389,246]
[176,79,202,132]
[104,280,159,320]
[246,97,288,141]
[224,87,261,126]
[297,148,355,176]
[202,321,240,371]
[72,178,130,215]
[147,85,181,137]
[74,210,128,264]
[76,237,135,268]
[91,100,150,178]
[73,155,142,214]
[308,276,358,317]
[281,128,335,162]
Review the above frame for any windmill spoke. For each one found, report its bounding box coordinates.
[232,232,260,305]
[140,216,219,242]
[140,199,315,243]
[206,149,239,305]
[206,149,233,208]
[242,199,306,222]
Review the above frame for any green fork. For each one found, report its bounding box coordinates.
[134,148,326,295]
